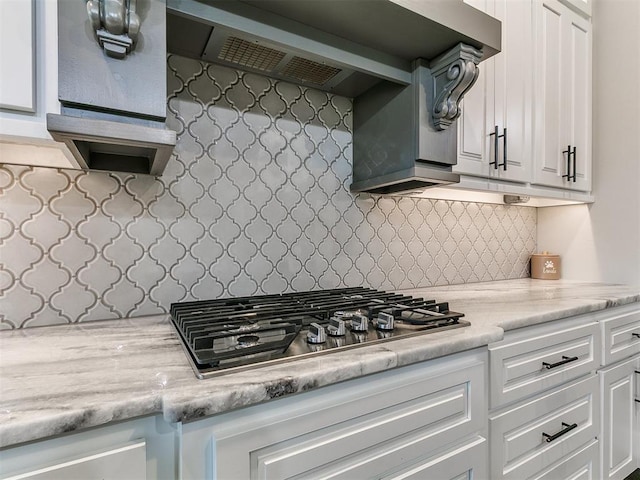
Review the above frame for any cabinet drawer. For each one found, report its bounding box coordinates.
[530,439,599,480]
[253,363,484,480]
[601,306,640,365]
[490,375,599,480]
[1,440,146,480]
[181,350,488,480]
[490,320,599,407]
[379,435,487,480]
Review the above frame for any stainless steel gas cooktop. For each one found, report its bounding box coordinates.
[170,287,468,379]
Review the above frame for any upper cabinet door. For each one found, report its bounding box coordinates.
[0,0,35,113]
[560,0,592,18]
[493,0,533,183]
[0,0,76,170]
[456,0,532,184]
[533,0,591,192]
[564,9,592,191]
[456,0,493,179]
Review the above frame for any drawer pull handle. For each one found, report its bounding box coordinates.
[542,355,579,369]
[632,333,640,338]
[542,422,578,442]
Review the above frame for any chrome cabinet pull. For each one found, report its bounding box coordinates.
[543,422,578,442]
[542,355,579,369]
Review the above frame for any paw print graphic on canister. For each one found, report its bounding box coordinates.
[530,252,561,279]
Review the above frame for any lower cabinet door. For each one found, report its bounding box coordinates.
[1,440,146,480]
[600,354,640,480]
[489,375,599,480]
[636,356,640,469]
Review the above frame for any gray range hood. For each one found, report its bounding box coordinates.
[48,0,176,175]
[167,0,500,97]
[167,0,500,192]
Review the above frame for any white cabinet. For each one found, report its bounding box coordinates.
[1,441,146,480]
[532,0,592,191]
[530,439,599,480]
[0,0,75,169]
[0,415,179,480]
[433,0,595,206]
[0,0,35,113]
[181,349,489,480]
[488,304,640,480]
[599,354,639,480]
[488,313,601,480]
[560,0,592,18]
[456,0,532,184]
[636,357,640,471]
[378,435,487,480]
[597,303,640,480]
[600,306,640,365]
[489,317,599,408]
[490,375,599,480]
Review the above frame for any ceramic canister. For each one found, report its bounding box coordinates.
[530,252,561,280]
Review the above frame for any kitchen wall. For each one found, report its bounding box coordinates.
[537,0,640,286]
[0,55,536,329]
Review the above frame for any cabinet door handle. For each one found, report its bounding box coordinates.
[571,146,577,182]
[490,126,500,169]
[562,145,572,180]
[542,422,578,442]
[542,355,579,369]
[502,127,508,171]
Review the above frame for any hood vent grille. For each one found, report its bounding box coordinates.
[281,57,342,85]
[217,37,343,87]
[218,37,286,72]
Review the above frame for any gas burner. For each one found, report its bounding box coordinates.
[170,287,468,378]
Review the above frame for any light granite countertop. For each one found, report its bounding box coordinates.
[1,279,639,449]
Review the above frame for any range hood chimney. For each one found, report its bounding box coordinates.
[47,0,176,175]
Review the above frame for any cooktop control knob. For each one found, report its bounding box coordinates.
[376,312,395,331]
[307,322,327,344]
[328,317,346,336]
[350,313,369,332]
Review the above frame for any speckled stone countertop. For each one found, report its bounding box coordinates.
[1,279,639,449]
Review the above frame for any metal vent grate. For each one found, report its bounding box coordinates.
[281,56,341,85]
[218,37,285,72]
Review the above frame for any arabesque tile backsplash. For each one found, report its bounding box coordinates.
[0,55,536,329]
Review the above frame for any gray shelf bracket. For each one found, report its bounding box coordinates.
[430,43,483,131]
[87,0,140,58]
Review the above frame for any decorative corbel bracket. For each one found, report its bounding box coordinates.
[430,43,483,131]
[86,0,140,59]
